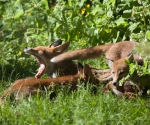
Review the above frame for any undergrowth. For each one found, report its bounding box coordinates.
[0,79,150,125]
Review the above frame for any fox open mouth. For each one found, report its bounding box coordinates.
[33,56,46,78]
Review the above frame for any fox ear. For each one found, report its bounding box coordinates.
[83,64,92,78]
[77,62,84,74]
[52,42,70,52]
[49,39,62,48]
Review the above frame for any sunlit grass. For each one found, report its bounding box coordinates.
[0,59,150,125]
[0,80,150,125]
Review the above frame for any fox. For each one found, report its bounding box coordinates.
[109,54,144,85]
[0,62,99,105]
[24,39,113,82]
[51,41,138,68]
[105,54,148,98]
[24,39,78,78]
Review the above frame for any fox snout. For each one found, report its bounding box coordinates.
[24,47,31,53]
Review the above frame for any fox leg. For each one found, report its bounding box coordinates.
[104,82,141,99]
[104,81,124,97]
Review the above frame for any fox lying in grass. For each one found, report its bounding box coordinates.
[105,54,148,98]
[50,40,144,97]
[24,39,113,82]
[51,41,138,68]
[24,39,78,78]
[0,63,99,105]
[25,39,142,96]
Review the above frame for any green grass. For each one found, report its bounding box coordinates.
[0,59,150,125]
[0,81,150,125]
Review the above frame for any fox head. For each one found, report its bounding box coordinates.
[24,39,70,78]
[108,54,134,84]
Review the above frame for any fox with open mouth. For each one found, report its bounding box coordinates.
[24,39,112,82]
[24,39,78,78]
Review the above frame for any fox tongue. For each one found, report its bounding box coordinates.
[35,64,45,78]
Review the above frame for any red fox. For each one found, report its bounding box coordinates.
[0,63,99,105]
[24,39,78,78]
[105,54,148,98]
[24,39,113,82]
[109,54,143,84]
[51,41,138,68]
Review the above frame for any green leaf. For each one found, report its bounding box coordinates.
[14,9,24,19]
[115,17,126,26]
[128,22,140,32]
[42,0,49,10]
[146,30,150,40]
[107,8,113,17]
[14,0,21,6]
[123,10,132,18]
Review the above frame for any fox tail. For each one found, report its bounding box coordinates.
[51,46,104,63]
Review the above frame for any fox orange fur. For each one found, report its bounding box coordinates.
[110,54,143,84]
[24,39,113,82]
[51,41,138,68]
[0,63,99,105]
[24,39,78,78]
[105,54,148,98]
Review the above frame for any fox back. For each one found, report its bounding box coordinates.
[51,41,138,68]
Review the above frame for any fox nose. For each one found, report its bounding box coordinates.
[24,47,29,52]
